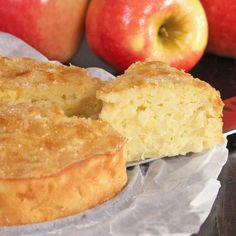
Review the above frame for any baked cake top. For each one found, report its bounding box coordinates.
[0,102,126,179]
[0,56,102,89]
[98,61,215,95]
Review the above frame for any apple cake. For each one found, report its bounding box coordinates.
[0,102,127,226]
[0,56,103,118]
[97,61,224,163]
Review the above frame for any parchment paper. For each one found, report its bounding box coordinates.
[0,32,229,236]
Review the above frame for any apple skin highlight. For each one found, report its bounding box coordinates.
[86,0,208,72]
[0,0,89,62]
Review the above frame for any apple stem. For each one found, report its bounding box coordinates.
[159,26,169,38]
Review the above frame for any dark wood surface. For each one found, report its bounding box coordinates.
[191,54,236,236]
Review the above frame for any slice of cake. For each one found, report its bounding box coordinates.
[0,56,103,118]
[0,102,127,226]
[97,61,224,163]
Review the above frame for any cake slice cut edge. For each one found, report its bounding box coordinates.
[97,60,224,163]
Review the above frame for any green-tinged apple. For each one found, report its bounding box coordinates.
[0,0,89,62]
[86,0,208,72]
[201,0,236,58]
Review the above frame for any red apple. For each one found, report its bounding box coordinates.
[201,0,236,58]
[0,0,89,62]
[86,0,208,72]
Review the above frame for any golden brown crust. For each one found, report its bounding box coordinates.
[0,102,127,225]
[0,149,127,226]
[0,102,126,179]
[0,56,103,117]
[0,56,98,88]
[98,60,214,95]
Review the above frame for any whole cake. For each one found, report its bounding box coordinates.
[0,56,224,226]
[0,102,127,226]
[97,61,224,163]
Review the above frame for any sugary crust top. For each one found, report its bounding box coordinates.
[0,56,102,89]
[0,102,126,179]
[98,61,214,95]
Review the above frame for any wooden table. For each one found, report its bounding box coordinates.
[191,54,236,236]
